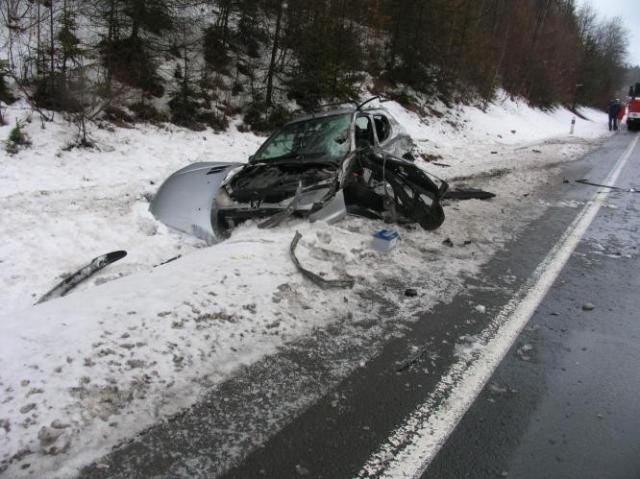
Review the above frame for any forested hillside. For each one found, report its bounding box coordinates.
[0,0,630,136]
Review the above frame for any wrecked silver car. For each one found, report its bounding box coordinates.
[150,99,448,243]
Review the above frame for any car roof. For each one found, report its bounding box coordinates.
[285,105,394,126]
[285,108,355,125]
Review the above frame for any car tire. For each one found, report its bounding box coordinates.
[411,202,445,230]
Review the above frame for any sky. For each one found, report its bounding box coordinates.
[576,0,640,66]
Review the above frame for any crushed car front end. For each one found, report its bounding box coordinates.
[150,104,448,243]
[213,158,348,235]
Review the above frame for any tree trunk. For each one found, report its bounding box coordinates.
[520,0,552,96]
[37,1,42,76]
[61,0,68,88]
[182,24,188,90]
[387,8,401,70]
[265,0,284,108]
[49,1,55,93]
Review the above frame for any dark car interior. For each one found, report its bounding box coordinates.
[355,116,375,149]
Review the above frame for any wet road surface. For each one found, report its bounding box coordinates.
[82,131,640,479]
[427,132,640,479]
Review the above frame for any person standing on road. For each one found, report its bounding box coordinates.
[609,99,621,131]
[617,100,626,126]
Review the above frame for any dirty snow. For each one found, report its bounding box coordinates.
[0,94,610,477]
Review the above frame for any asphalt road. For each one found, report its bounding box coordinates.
[82,130,640,479]
[427,131,640,479]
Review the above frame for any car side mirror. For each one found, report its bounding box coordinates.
[248,155,255,162]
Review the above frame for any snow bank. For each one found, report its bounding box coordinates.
[0,95,610,477]
[386,92,606,151]
[383,92,608,179]
[0,101,264,315]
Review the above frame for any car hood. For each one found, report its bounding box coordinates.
[225,159,341,204]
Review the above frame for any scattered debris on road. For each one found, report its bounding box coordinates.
[516,343,534,361]
[582,302,595,311]
[36,251,127,304]
[371,229,399,252]
[396,346,429,372]
[576,179,639,193]
[444,187,496,201]
[153,254,182,268]
[289,231,355,290]
[404,288,418,297]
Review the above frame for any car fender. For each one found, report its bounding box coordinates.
[150,162,242,244]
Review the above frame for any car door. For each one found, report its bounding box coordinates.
[354,114,376,151]
[372,113,392,147]
[373,112,415,159]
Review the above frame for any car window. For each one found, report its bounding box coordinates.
[254,114,351,162]
[355,115,375,149]
[373,114,391,143]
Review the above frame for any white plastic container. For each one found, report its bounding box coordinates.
[371,229,399,252]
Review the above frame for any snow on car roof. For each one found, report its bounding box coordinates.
[286,105,394,126]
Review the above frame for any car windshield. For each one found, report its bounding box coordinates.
[253,114,351,162]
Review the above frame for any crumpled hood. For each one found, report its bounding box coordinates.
[225,161,339,204]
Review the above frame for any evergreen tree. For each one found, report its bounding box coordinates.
[285,0,362,109]
[0,0,632,128]
[33,0,84,111]
[99,0,173,96]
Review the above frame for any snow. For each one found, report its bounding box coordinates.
[0,100,265,314]
[0,95,610,477]
[383,92,607,180]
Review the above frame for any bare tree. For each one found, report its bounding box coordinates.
[265,0,284,108]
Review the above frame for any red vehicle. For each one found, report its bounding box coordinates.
[628,83,640,131]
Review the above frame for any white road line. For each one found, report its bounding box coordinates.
[358,135,640,479]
